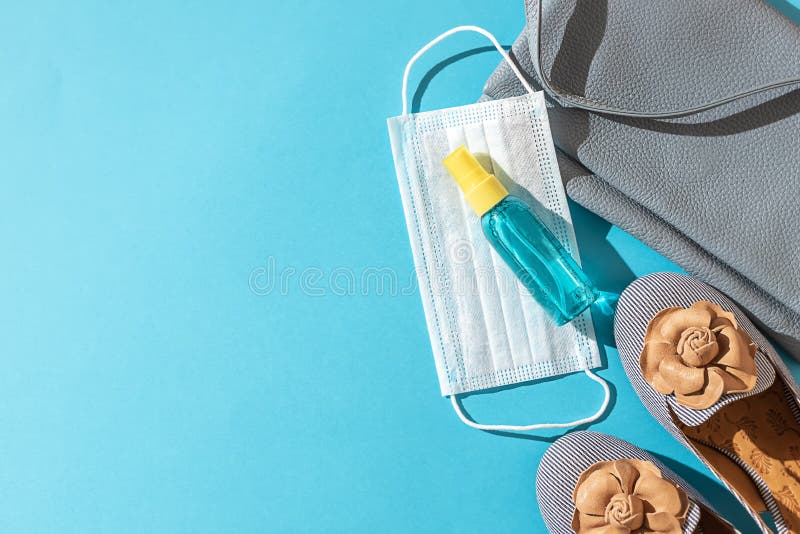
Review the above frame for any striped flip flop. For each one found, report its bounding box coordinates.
[615,273,800,533]
[537,431,737,533]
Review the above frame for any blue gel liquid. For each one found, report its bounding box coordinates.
[481,196,599,325]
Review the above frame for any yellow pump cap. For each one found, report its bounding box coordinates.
[442,146,508,216]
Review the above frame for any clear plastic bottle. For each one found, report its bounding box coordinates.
[443,146,598,325]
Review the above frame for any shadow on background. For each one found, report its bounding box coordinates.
[570,200,636,349]
[411,46,503,113]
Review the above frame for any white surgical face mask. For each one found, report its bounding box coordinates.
[387,26,610,432]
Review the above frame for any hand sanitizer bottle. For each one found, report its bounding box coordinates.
[443,146,598,325]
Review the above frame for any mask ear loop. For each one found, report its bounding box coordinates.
[450,359,611,432]
[401,25,536,115]
[401,25,612,432]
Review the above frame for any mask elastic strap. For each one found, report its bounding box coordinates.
[449,360,611,432]
[401,25,536,115]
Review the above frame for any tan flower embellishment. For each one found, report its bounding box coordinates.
[640,301,757,410]
[572,459,689,533]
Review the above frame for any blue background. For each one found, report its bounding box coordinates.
[2,1,800,532]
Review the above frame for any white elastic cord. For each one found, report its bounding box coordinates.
[401,25,535,115]
[449,361,611,432]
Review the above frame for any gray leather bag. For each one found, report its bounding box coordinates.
[482,0,800,358]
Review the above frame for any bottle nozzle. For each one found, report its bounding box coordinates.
[442,146,508,216]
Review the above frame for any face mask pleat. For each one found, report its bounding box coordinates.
[469,122,531,373]
[393,116,462,386]
[480,117,539,370]
[417,123,484,388]
[450,123,516,382]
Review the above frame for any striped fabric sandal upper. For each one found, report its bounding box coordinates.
[615,273,800,533]
[537,431,736,533]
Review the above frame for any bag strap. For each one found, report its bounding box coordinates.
[530,0,800,118]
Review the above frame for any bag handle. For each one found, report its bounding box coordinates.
[530,0,800,119]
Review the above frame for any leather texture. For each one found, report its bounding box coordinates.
[481,0,800,359]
